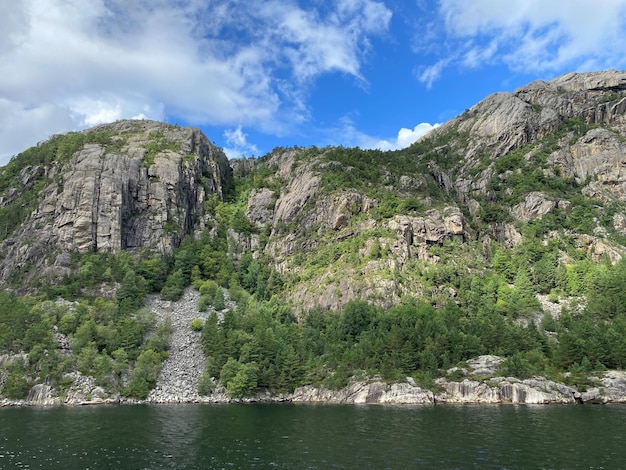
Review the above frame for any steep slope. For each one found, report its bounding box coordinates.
[439,70,626,205]
[0,120,232,286]
[229,71,626,312]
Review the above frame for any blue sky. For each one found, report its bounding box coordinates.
[1,0,626,165]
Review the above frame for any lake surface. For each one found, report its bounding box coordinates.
[0,403,624,469]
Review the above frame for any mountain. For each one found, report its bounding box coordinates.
[2,70,626,405]
[0,120,232,285]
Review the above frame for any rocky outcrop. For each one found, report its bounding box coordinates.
[268,149,322,227]
[289,266,402,312]
[289,374,626,405]
[26,384,62,406]
[510,192,559,222]
[571,233,624,263]
[580,371,626,404]
[59,371,121,405]
[387,207,465,249]
[435,377,576,404]
[288,355,624,405]
[292,379,434,404]
[0,120,231,284]
[246,188,275,225]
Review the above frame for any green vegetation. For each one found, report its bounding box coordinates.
[473,116,613,229]
[142,132,180,167]
[194,254,626,397]
[0,290,170,399]
[3,95,626,402]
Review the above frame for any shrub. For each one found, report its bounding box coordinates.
[213,289,226,311]
[197,371,214,396]
[126,349,163,399]
[199,280,220,297]
[226,362,259,398]
[190,318,204,332]
[198,294,212,311]
[3,369,31,399]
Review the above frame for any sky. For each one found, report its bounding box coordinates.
[1,0,626,165]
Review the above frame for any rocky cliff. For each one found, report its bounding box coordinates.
[445,70,626,207]
[3,71,626,308]
[0,120,231,285]
[227,71,626,311]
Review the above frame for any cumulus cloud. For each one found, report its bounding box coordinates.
[370,123,440,150]
[334,118,439,151]
[419,0,626,85]
[0,0,391,164]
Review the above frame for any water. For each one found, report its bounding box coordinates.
[0,403,624,469]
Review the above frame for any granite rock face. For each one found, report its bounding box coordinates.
[449,71,626,202]
[580,371,626,404]
[434,377,576,404]
[236,71,626,311]
[291,379,434,404]
[0,120,231,284]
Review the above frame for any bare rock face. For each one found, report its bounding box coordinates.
[511,192,557,222]
[26,384,61,406]
[580,371,626,404]
[289,267,401,312]
[291,378,434,404]
[290,367,626,404]
[262,148,323,229]
[0,120,230,283]
[62,371,121,405]
[439,70,626,202]
[387,207,465,248]
[572,233,624,263]
[435,377,576,404]
[246,188,275,225]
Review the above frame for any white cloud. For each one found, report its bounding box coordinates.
[267,0,392,82]
[417,58,453,88]
[0,0,392,164]
[396,123,439,148]
[370,123,440,150]
[223,126,260,159]
[0,99,77,163]
[334,118,439,151]
[420,0,626,85]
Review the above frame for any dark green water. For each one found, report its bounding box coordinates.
[0,403,624,469]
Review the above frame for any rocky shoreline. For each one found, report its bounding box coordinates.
[3,289,626,408]
[4,356,626,407]
[4,370,626,407]
[288,370,626,405]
